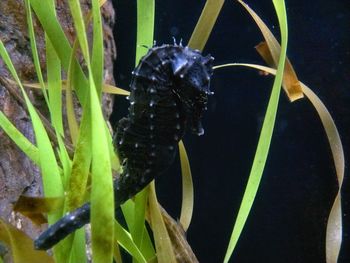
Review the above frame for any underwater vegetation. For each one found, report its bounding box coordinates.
[0,0,346,262]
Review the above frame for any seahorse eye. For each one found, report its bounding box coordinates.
[171,55,188,75]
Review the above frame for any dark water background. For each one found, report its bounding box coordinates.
[111,1,349,262]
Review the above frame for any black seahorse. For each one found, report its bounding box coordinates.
[34,43,214,250]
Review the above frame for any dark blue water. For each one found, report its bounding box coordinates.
[111,1,349,262]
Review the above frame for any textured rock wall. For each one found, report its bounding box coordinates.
[0,0,116,243]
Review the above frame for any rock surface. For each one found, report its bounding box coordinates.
[0,0,116,247]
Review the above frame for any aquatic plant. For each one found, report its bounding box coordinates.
[0,0,344,262]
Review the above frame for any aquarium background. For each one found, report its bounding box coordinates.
[111,1,349,262]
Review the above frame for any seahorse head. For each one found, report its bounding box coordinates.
[171,46,214,135]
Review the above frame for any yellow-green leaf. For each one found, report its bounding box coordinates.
[188,0,225,51]
[0,111,39,165]
[148,182,177,263]
[178,141,194,232]
[223,0,288,261]
[237,0,303,101]
[90,76,115,262]
[0,219,54,263]
[114,220,147,263]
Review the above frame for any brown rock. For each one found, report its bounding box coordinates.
[0,0,116,247]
